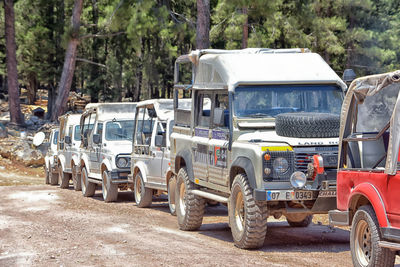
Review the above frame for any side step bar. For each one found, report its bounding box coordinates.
[191,190,228,203]
[379,241,400,250]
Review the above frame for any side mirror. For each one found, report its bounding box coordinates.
[93,134,101,144]
[155,135,163,147]
[65,136,72,144]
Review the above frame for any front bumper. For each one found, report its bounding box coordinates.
[110,169,131,184]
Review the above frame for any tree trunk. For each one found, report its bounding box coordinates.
[196,0,210,49]
[242,7,248,49]
[50,0,83,121]
[26,73,37,105]
[4,0,24,125]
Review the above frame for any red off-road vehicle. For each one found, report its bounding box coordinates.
[329,70,400,266]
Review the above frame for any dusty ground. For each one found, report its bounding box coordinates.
[0,166,399,266]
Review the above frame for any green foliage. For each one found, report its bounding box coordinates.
[1,0,400,102]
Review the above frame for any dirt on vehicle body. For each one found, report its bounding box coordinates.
[57,114,82,190]
[79,103,136,202]
[44,128,59,185]
[171,48,346,249]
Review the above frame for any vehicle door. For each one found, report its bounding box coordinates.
[192,92,212,182]
[65,125,74,170]
[89,122,103,174]
[208,92,230,187]
[160,119,174,183]
[148,120,167,185]
[81,113,95,173]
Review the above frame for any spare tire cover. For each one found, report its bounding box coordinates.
[275,112,340,138]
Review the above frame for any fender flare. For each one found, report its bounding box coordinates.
[58,154,66,173]
[132,161,149,183]
[230,157,257,189]
[80,154,91,173]
[100,159,112,174]
[175,149,194,182]
[71,154,80,168]
[349,182,390,228]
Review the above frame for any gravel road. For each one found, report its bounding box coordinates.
[0,182,361,267]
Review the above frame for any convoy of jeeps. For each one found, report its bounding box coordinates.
[40,48,400,266]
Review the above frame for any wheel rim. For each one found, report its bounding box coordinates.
[355,219,371,266]
[234,190,245,232]
[135,176,142,203]
[103,172,108,198]
[178,181,186,216]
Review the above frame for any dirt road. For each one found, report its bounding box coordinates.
[0,167,398,266]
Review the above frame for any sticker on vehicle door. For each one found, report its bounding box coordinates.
[214,146,227,167]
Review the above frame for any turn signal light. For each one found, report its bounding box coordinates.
[264,154,271,161]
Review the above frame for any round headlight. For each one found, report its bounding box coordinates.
[273,157,289,174]
[116,157,128,168]
[290,171,307,188]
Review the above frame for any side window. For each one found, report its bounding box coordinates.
[213,93,229,128]
[196,92,212,128]
[96,123,103,135]
[81,114,95,147]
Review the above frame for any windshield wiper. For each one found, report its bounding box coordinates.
[246,113,273,118]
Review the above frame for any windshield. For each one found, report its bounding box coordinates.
[74,125,81,141]
[234,85,343,118]
[52,131,59,145]
[105,120,134,141]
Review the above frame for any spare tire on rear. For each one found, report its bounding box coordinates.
[275,112,340,138]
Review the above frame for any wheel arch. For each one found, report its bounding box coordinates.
[174,149,194,182]
[229,157,257,189]
[348,183,390,228]
[132,161,148,183]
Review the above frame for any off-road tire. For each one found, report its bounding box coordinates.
[350,205,395,267]
[81,167,95,197]
[175,167,205,231]
[286,214,313,227]
[59,167,70,189]
[168,176,176,216]
[275,112,340,138]
[49,171,58,185]
[102,170,118,202]
[134,172,152,208]
[45,168,50,184]
[72,164,81,191]
[229,173,268,249]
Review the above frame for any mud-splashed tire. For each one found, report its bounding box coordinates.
[81,167,95,197]
[286,214,313,227]
[59,167,70,189]
[229,173,268,249]
[350,205,395,267]
[102,170,118,203]
[72,164,81,191]
[168,176,176,216]
[175,167,205,231]
[134,172,152,208]
[49,171,59,185]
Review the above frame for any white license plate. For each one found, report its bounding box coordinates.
[267,190,313,201]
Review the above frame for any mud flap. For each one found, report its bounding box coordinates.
[311,190,337,212]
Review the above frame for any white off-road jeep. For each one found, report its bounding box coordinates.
[44,128,59,185]
[171,48,346,249]
[57,113,82,190]
[79,103,136,202]
[130,99,191,215]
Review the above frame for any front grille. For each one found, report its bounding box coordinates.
[263,151,295,181]
[294,146,338,173]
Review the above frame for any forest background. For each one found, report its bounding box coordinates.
[1,0,400,122]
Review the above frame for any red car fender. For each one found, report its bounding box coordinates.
[348,182,390,228]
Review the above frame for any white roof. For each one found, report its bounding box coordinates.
[59,113,81,126]
[190,49,346,91]
[84,103,137,121]
[136,99,191,121]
